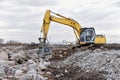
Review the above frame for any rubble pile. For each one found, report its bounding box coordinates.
[51,49,120,80]
[0,46,50,80]
[0,44,120,80]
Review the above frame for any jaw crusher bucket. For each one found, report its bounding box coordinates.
[37,38,52,58]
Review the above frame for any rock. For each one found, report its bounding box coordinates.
[35,75,47,80]
[28,50,43,61]
[27,59,37,74]
[27,59,36,65]
[14,70,24,76]
[17,50,27,60]
[0,79,8,80]
[0,51,8,60]
[63,51,67,55]
[0,77,3,80]
[8,61,15,66]
[0,60,8,66]
[14,46,24,50]
[42,60,50,67]
[1,47,10,53]
[106,58,111,63]
[59,51,62,54]
[18,74,34,80]
[27,68,37,74]
[7,75,14,80]
[8,51,14,56]
[46,71,52,75]
[14,56,23,64]
[60,54,63,58]
[0,46,49,80]
[0,67,5,77]
[4,66,14,76]
[0,60,8,77]
[27,49,38,58]
[65,69,68,73]
[22,66,28,73]
[39,59,50,70]
[10,50,27,64]
[9,57,14,61]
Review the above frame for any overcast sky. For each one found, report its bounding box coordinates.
[0,0,120,43]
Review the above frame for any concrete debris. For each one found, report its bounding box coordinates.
[0,51,8,60]
[0,44,120,80]
[0,46,49,80]
[51,49,120,80]
[14,70,24,76]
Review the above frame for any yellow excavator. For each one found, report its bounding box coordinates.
[39,10,106,55]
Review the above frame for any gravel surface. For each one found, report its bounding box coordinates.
[51,49,120,80]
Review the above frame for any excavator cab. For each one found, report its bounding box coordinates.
[80,27,106,44]
[80,27,95,44]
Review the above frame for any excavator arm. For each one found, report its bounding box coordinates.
[41,10,82,43]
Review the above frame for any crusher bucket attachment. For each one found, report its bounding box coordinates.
[37,38,52,58]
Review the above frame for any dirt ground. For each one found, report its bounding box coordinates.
[47,65,106,80]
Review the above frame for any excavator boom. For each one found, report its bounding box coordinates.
[41,10,82,43]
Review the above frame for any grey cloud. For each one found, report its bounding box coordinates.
[0,6,43,43]
[64,7,119,26]
[0,6,31,14]
[3,30,40,43]
[94,22,120,31]
[107,34,120,43]
[0,22,40,31]
[0,2,40,15]
[112,1,120,7]
[56,8,113,26]
[0,13,41,30]
[0,3,43,31]
[0,0,3,2]
[58,7,120,42]
[69,8,113,22]
[0,0,50,32]
[1,12,42,22]
[3,0,58,7]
